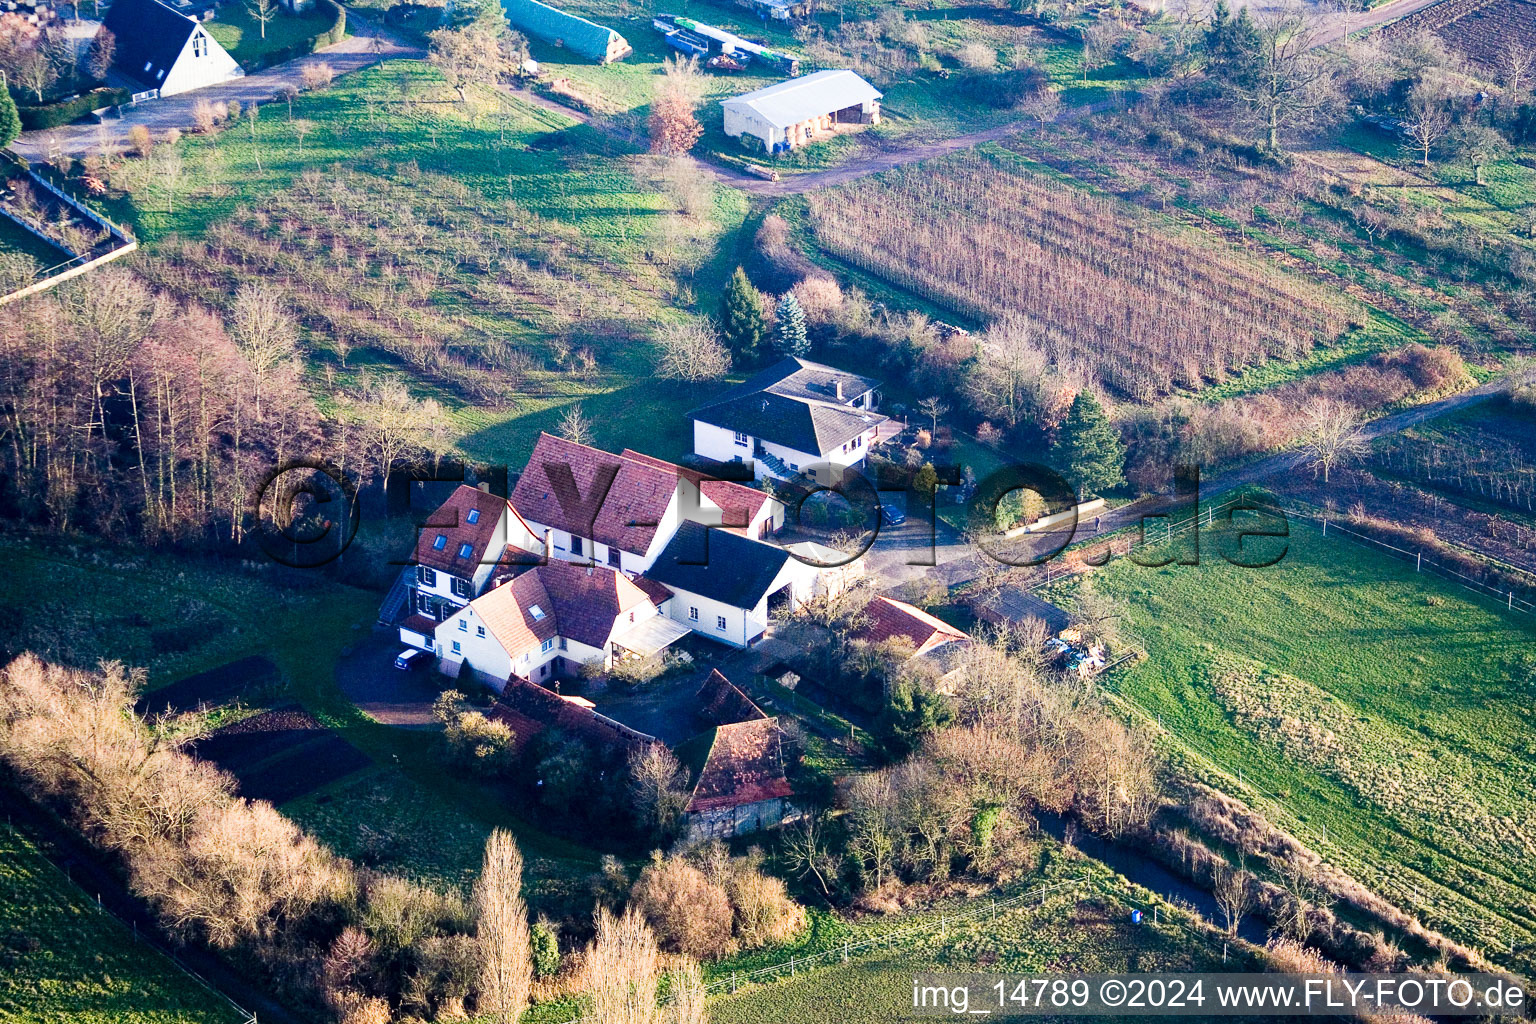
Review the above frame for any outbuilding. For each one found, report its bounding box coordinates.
[721,69,880,153]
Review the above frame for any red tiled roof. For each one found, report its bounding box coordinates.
[686,717,793,813]
[535,559,655,649]
[851,596,968,656]
[631,575,674,605]
[467,570,558,658]
[414,485,511,575]
[488,676,653,753]
[695,669,767,726]
[470,560,658,656]
[620,448,769,530]
[510,434,680,556]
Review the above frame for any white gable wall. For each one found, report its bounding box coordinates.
[159,25,241,96]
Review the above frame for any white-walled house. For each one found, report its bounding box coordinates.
[398,485,544,653]
[102,0,243,97]
[644,521,830,648]
[509,433,783,575]
[434,559,688,690]
[689,357,890,482]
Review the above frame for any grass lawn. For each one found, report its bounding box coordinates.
[1048,515,1536,968]
[0,821,245,1024]
[205,3,343,67]
[705,847,1266,1024]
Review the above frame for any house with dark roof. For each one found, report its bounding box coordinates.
[397,485,545,653]
[101,0,241,97]
[509,433,782,575]
[435,559,689,688]
[645,521,826,648]
[501,0,630,62]
[688,357,890,481]
[683,716,797,840]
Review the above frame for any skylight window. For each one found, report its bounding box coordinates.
[458,542,474,559]
[530,605,547,621]
[466,508,481,524]
[432,534,447,550]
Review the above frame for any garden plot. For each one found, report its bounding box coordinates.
[192,704,372,805]
[1432,0,1536,76]
[135,655,281,717]
[804,147,1357,400]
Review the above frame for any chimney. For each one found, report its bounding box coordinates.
[543,528,552,564]
[834,378,845,402]
[477,481,489,492]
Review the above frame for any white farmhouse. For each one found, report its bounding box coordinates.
[102,0,243,97]
[509,433,783,575]
[721,69,880,154]
[644,521,837,648]
[434,559,688,690]
[397,485,544,654]
[689,357,889,481]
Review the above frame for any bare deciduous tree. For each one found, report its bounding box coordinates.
[229,283,298,418]
[628,743,689,842]
[655,319,730,382]
[1402,92,1451,167]
[1213,863,1258,937]
[475,829,532,1024]
[555,402,594,446]
[246,0,278,40]
[588,907,660,1024]
[1295,399,1368,483]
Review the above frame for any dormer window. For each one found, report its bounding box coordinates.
[466,509,481,524]
[432,534,447,551]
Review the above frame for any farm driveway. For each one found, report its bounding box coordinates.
[10,17,424,162]
[339,630,445,729]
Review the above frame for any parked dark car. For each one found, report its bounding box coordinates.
[880,503,907,527]
[394,648,430,671]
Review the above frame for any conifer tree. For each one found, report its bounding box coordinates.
[1051,390,1126,498]
[774,292,809,357]
[720,266,767,364]
[0,88,20,150]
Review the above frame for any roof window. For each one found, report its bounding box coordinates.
[432,534,447,550]
[466,508,481,524]
[530,605,547,621]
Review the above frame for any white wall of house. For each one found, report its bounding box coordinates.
[523,521,654,575]
[695,419,880,483]
[434,604,611,691]
[159,26,241,96]
[663,558,820,647]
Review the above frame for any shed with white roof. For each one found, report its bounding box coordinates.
[720,69,881,153]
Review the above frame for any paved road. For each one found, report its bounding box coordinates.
[12,18,423,161]
[1309,0,1447,48]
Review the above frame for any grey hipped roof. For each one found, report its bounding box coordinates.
[645,521,791,609]
[721,70,881,129]
[103,0,198,89]
[688,357,887,456]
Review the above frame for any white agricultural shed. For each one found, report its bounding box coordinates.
[721,69,881,154]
